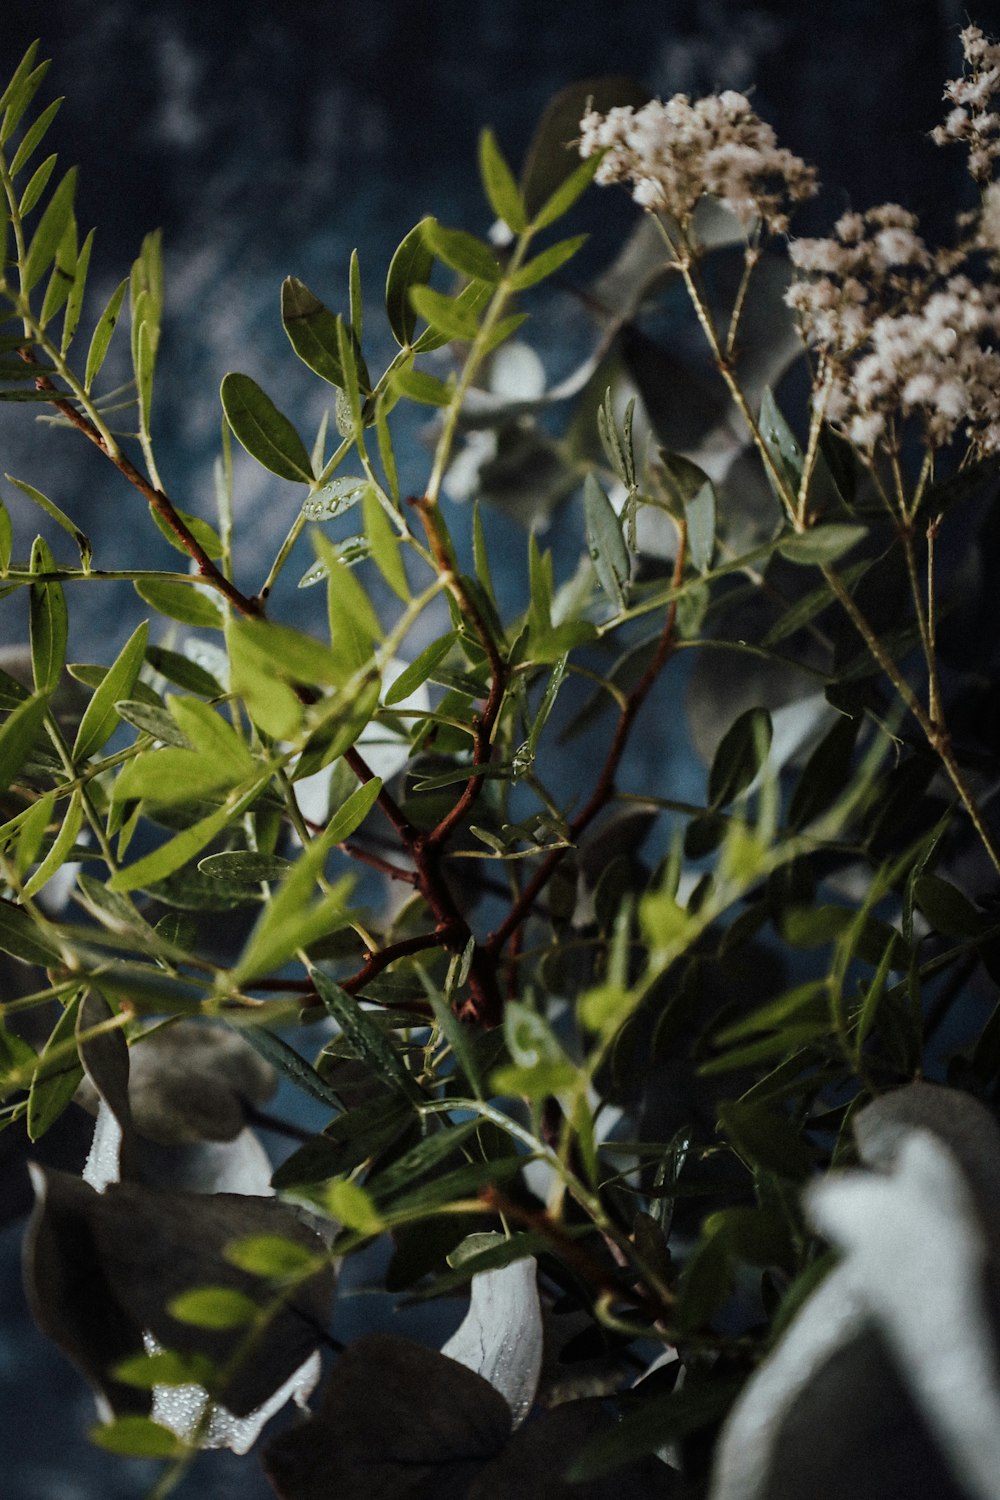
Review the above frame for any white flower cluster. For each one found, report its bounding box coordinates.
[931,25,1000,182]
[786,206,1000,455]
[578,92,816,235]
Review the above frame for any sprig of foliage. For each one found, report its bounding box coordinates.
[3,33,1000,1500]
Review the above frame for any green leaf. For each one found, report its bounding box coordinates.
[39,212,77,327]
[0,1025,37,1100]
[112,745,239,806]
[317,535,382,679]
[198,851,292,883]
[311,968,421,1104]
[133,577,224,629]
[423,219,501,284]
[362,484,409,602]
[0,902,60,965]
[5,473,91,568]
[23,165,77,293]
[9,95,62,178]
[224,1233,321,1278]
[758,386,803,506]
[1,56,50,147]
[115,697,189,747]
[349,248,363,341]
[532,151,602,231]
[112,1350,217,1390]
[167,1286,259,1330]
[84,276,128,392]
[108,797,250,893]
[61,224,93,354]
[221,371,313,482]
[913,873,985,938]
[18,153,57,218]
[145,644,223,698]
[787,713,859,830]
[411,281,491,353]
[21,788,82,899]
[71,621,148,762]
[708,706,772,809]
[325,1177,384,1235]
[510,233,587,290]
[385,632,457,706]
[717,1099,814,1180]
[232,821,356,984]
[409,284,482,342]
[281,276,345,388]
[685,480,716,574]
[27,992,83,1142]
[0,690,50,793]
[478,128,528,233]
[385,219,435,346]
[90,1416,186,1459]
[233,1024,343,1111]
[777,524,868,566]
[166,695,255,779]
[302,475,368,521]
[29,536,67,692]
[391,367,453,406]
[0,42,42,130]
[0,498,11,572]
[584,473,629,608]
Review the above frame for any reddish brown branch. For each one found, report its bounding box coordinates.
[481,1186,672,1322]
[19,353,262,619]
[486,525,688,959]
[336,840,418,885]
[410,495,508,849]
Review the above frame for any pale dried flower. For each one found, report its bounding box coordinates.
[578,91,816,235]
[932,25,1000,181]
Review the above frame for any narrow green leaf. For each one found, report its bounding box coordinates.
[510,233,587,290]
[281,276,345,387]
[21,788,82,899]
[224,1234,321,1278]
[1,56,50,145]
[15,790,53,875]
[198,851,291,884]
[478,127,528,233]
[0,41,41,122]
[27,992,83,1141]
[18,152,57,218]
[0,691,50,793]
[913,873,984,938]
[0,499,11,573]
[83,275,128,392]
[411,281,491,353]
[362,485,409,602]
[391,367,453,406]
[23,165,77,293]
[145,645,223,698]
[29,537,67,692]
[423,219,501,284]
[38,212,76,327]
[60,224,93,354]
[221,371,313,482]
[776,524,868,566]
[584,473,629,608]
[166,695,255,779]
[112,1351,217,1390]
[112,745,240,806]
[409,285,481,341]
[5,473,91,569]
[311,968,420,1104]
[115,697,189,747]
[91,1417,185,1459]
[385,219,435,346]
[135,316,157,431]
[317,534,382,678]
[108,798,247,893]
[758,386,803,505]
[70,621,148,762]
[532,151,602,231]
[324,777,383,842]
[232,1023,342,1110]
[349,248,363,341]
[708,706,772,809]
[167,1286,258,1330]
[133,577,224,629]
[0,902,60,965]
[375,401,400,505]
[9,95,63,181]
[385,632,457,706]
[685,480,716,574]
[149,504,224,560]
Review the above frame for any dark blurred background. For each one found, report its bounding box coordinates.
[3,2,1000,1495]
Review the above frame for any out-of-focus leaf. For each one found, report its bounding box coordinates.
[27,991,83,1141]
[441,1258,543,1426]
[0,689,50,793]
[777,525,868,567]
[584,473,629,608]
[424,219,501,284]
[478,128,528,233]
[708,706,772,809]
